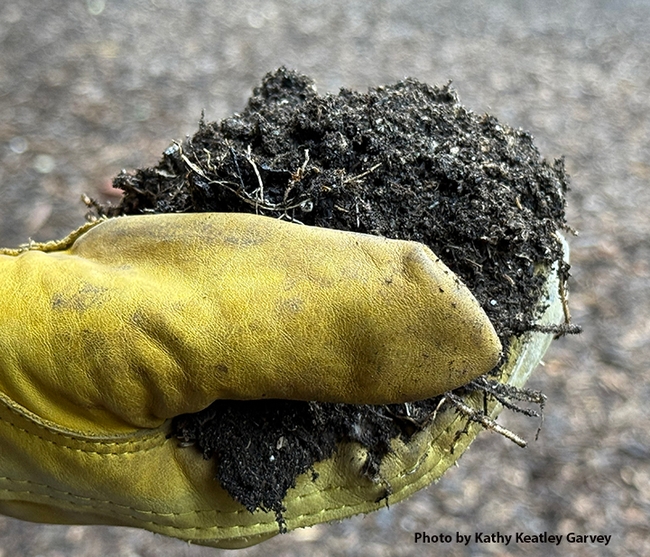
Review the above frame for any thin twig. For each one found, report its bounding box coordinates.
[245,145,265,214]
[181,153,209,180]
[229,147,246,191]
[343,162,382,184]
[446,392,527,448]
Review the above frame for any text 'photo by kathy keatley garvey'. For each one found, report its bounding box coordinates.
[414,531,612,547]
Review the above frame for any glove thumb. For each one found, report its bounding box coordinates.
[0,213,501,433]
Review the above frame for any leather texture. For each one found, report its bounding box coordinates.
[0,213,502,546]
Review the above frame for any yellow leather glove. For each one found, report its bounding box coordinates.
[0,212,501,547]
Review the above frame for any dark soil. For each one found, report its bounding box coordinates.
[93,68,574,528]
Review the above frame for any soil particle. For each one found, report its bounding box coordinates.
[94,67,574,527]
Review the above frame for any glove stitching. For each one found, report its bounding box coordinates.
[0,476,400,533]
[0,477,245,520]
[0,414,166,455]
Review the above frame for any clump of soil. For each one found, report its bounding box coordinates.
[93,67,575,528]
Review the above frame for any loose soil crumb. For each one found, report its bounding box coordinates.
[93,68,575,528]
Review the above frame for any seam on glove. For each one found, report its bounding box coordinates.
[0,478,239,521]
[0,414,166,456]
[0,220,103,256]
[0,476,399,532]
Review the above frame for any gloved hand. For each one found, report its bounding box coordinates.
[0,212,500,547]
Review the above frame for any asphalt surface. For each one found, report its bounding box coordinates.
[0,1,649,556]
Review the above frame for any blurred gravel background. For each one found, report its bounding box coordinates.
[0,1,648,556]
